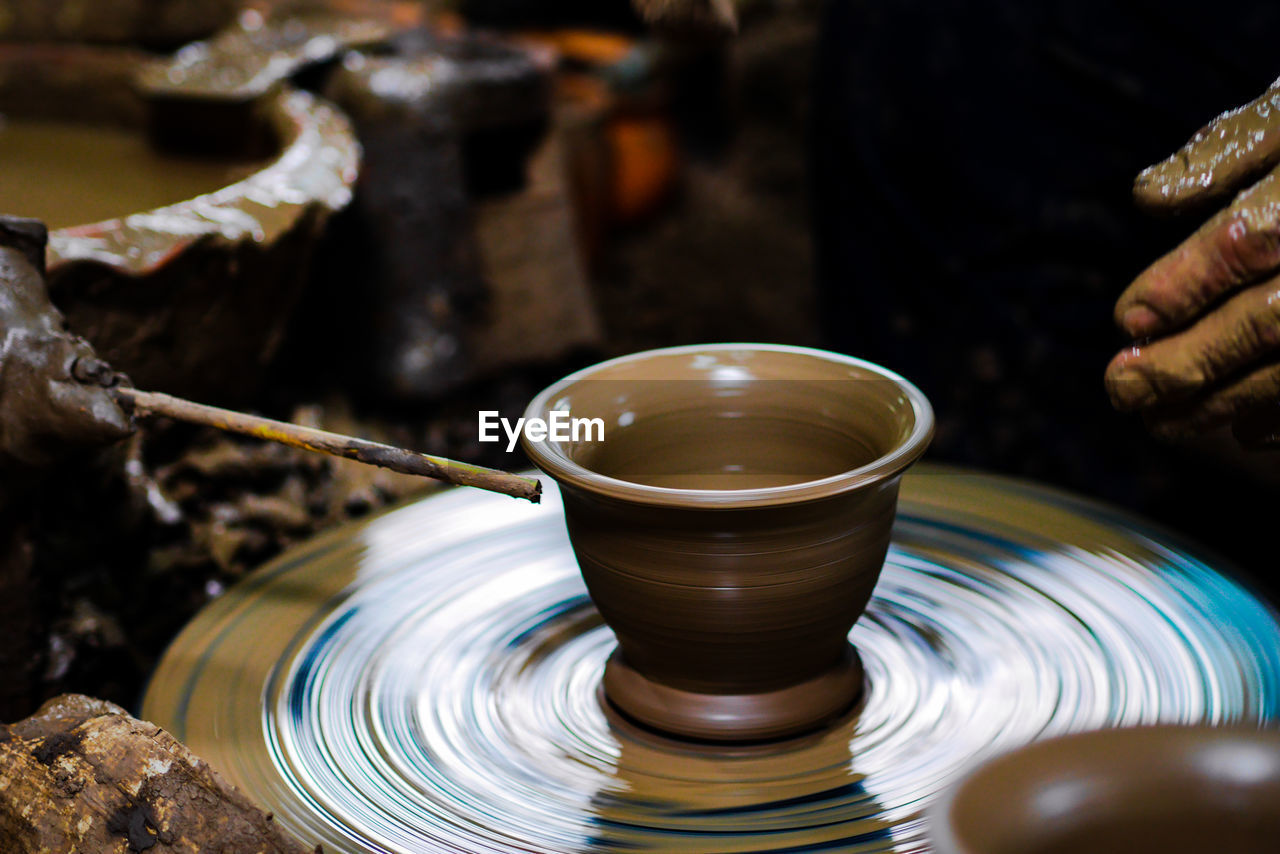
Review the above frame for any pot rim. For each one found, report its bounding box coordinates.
[522,343,934,508]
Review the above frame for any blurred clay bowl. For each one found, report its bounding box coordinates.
[0,43,358,402]
[929,725,1280,854]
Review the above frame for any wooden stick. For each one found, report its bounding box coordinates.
[115,387,541,503]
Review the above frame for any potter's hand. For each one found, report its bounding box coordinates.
[1106,77,1280,444]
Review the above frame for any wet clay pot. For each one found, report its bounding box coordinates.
[522,344,933,741]
[0,43,358,403]
[928,726,1280,854]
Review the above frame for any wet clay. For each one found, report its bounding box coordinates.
[137,13,394,104]
[138,13,395,157]
[1109,125,1280,437]
[0,216,132,475]
[1134,80,1280,211]
[932,726,1280,854]
[0,118,263,229]
[522,344,933,740]
[580,407,880,489]
[1109,77,1280,441]
[0,44,359,402]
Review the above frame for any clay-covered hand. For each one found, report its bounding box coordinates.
[1106,77,1280,445]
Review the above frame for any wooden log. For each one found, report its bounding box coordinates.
[0,695,315,853]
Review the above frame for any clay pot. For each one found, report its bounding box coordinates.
[928,726,1280,854]
[522,344,933,741]
[0,43,358,403]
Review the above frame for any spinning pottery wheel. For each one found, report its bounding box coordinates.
[143,468,1280,853]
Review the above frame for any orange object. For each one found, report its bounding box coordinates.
[548,30,635,67]
[607,114,679,224]
[518,29,635,68]
[529,32,681,230]
[430,9,466,37]
[246,0,425,27]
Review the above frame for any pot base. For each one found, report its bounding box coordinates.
[601,646,864,742]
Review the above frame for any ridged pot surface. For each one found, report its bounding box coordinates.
[523,344,933,740]
[560,480,899,693]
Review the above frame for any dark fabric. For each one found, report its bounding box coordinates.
[814,0,1280,583]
